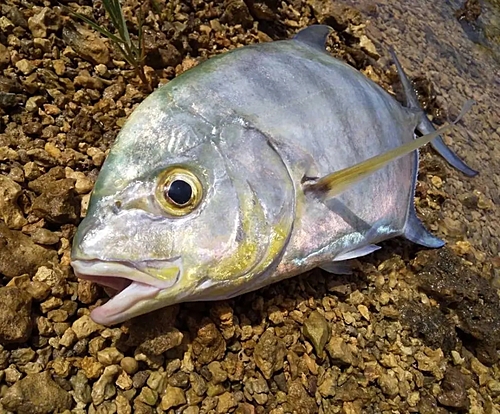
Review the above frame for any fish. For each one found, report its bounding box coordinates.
[70,25,477,325]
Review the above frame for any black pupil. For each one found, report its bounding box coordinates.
[167,180,192,205]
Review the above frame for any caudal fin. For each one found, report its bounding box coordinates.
[389,48,478,177]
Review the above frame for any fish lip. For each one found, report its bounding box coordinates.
[70,258,182,325]
[71,258,181,290]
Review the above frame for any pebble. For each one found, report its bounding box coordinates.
[160,386,186,410]
[217,392,238,413]
[72,315,103,339]
[97,347,124,366]
[0,175,27,229]
[2,371,72,413]
[254,329,286,379]
[120,356,139,375]
[15,59,36,75]
[303,310,331,356]
[0,286,32,343]
[326,336,354,367]
[91,364,120,405]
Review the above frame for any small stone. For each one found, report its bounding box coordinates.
[77,279,100,304]
[207,383,226,397]
[326,336,353,367]
[91,364,120,405]
[2,371,72,414]
[487,379,500,397]
[437,367,469,409]
[0,17,14,33]
[192,322,226,364]
[0,146,19,162]
[31,179,80,224]
[74,74,104,90]
[23,162,42,179]
[378,371,399,397]
[160,386,186,410]
[168,371,189,388]
[220,0,253,28]
[116,370,133,390]
[70,370,92,405]
[0,175,27,229]
[75,176,94,194]
[357,304,370,321]
[62,22,110,65]
[208,361,228,384]
[28,7,61,38]
[431,175,443,188]
[120,357,139,375]
[116,394,131,414]
[30,228,60,245]
[59,328,76,348]
[318,371,337,397]
[15,59,36,75]
[25,96,46,113]
[286,380,317,413]
[190,372,208,396]
[451,350,465,365]
[254,329,286,380]
[0,286,32,343]
[51,357,72,377]
[303,310,331,356]
[72,315,103,339]
[5,366,22,383]
[87,147,106,167]
[44,142,62,160]
[138,387,158,406]
[0,43,9,68]
[97,347,124,366]
[10,348,35,365]
[81,356,104,380]
[217,392,237,413]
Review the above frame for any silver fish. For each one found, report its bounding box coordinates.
[71,25,477,325]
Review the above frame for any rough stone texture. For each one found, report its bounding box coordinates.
[31,178,80,224]
[0,222,57,277]
[121,305,182,355]
[254,329,286,379]
[192,320,226,365]
[0,0,499,413]
[62,21,110,65]
[414,248,500,364]
[2,371,72,413]
[303,310,331,356]
[0,175,27,229]
[0,286,32,344]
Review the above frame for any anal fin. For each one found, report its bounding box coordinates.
[319,261,353,275]
[333,244,381,261]
[403,206,445,248]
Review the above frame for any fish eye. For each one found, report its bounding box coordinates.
[156,166,203,216]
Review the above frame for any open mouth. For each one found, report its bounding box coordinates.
[71,259,181,325]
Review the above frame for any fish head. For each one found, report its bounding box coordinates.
[71,90,295,325]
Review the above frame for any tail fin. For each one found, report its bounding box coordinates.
[389,48,478,177]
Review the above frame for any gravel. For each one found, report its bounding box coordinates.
[0,0,499,412]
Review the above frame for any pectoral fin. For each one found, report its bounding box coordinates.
[303,100,473,200]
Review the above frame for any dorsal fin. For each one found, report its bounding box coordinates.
[293,25,332,51]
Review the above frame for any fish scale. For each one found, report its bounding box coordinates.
[71,25,477,325]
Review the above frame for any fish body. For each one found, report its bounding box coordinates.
[71,26,476,325]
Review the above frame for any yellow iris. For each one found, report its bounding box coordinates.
[155,166,203,216]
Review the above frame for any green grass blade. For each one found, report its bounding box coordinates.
[103,0,132,47]
[69,11,126,46]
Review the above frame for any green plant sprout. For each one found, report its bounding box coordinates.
[69,0,147,84]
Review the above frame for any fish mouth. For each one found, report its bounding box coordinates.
[71,259,181,325]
